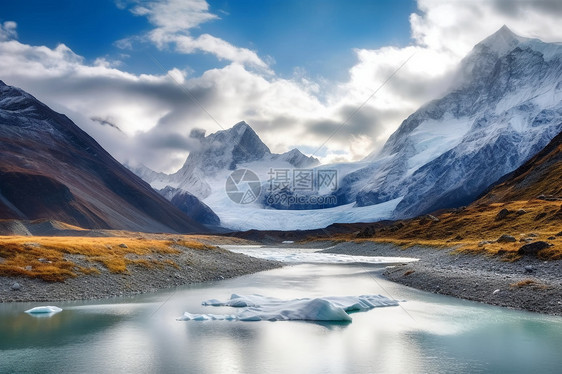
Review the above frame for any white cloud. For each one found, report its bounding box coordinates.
[131,0,217,32]
[1,0,562,173]
[0,21,17,41]
[123,0,269,71]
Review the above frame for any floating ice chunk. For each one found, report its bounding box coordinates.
[180,313,237,321]
[25,306,63,315]
[202,293,265,307]
[282,241,294,244]
[178,294,399,322]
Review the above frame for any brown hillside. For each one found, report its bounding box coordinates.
[0,81,206,233]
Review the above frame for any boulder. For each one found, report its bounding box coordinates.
[356,226,375,238]
[517,241,551,256]
[497,234,516,243]
[427,215,440,222]
[524,265,534,273]
[495,208,511,221]
[11,282,21,291]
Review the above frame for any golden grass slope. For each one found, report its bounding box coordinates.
[345,200,561,260]
[0,235,217,282]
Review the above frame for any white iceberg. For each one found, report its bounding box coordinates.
[178,294,399,322]
[25,306,63,315]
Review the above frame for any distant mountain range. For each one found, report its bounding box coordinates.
[128,27,562,231]
[127,121,319,226]
[0,81,206,233]
[1,26,560,233]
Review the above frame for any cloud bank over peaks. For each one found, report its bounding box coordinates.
[1,0,562,172]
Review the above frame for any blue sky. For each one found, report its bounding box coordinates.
[1,0,415,80]
[1,0,561,172]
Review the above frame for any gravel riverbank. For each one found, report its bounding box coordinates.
[318,241,562,316]
[0,245,280,303]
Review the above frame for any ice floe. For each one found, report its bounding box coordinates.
[25,306,63,315]
[178,294,399,322]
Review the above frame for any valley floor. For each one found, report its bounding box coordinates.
[316,241,562,316]
[2,233,560,316]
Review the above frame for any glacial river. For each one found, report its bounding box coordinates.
[1,245,561,373]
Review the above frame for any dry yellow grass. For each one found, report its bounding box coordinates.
[325,199,561,260]
[0,235,212,282]
[510,279,549,289]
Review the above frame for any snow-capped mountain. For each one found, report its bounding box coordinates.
[131,121,319,200]
[0,81,207,233]
[169,121,272,199]
[341,25,562,218]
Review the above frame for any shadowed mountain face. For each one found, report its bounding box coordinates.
[0,81,207,233]
[478,130,562,203]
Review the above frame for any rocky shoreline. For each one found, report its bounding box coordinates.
[318,241,562,316]
[0,245,280,303]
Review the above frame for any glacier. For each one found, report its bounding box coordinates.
[177,294,399,322]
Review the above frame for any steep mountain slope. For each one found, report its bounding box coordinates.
[333,129,562,259]
[478,130,562,203]
[340,26,562,218]
[0,81,206,233]
[159,186,220,226]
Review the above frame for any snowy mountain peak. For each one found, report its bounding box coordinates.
[131,121,319,203]
[479,25,522,51]
[232,120,251,134]
[275,148,319,168]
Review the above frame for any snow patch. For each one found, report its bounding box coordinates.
[178,294,399,322]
